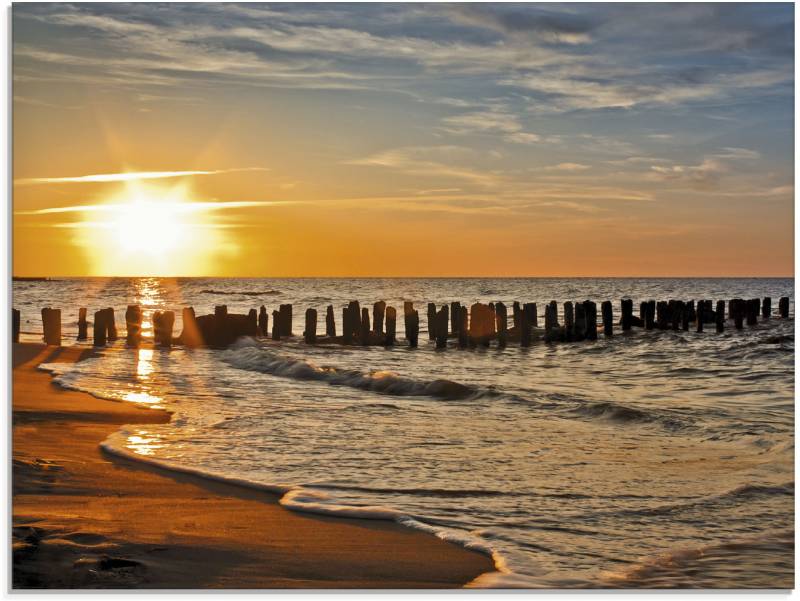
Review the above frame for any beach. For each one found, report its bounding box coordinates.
[11,342,495,589]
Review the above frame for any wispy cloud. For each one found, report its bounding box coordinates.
[545,162,591,171]
[15,167,269,186]
[15,200,294,216]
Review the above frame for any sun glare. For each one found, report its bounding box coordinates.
[73,179,238,276]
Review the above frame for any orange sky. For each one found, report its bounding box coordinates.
[12,3,794,277]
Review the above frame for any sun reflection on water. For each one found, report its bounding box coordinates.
[126,431,164,456]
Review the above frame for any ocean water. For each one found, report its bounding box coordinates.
[14,277,795,588]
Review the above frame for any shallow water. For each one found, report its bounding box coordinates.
[15,277,795,588]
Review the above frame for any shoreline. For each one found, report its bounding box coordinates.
[12,342,496,589]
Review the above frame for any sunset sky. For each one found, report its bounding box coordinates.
[13,3,794,277]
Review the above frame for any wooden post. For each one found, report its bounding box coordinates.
[179,307,201,347]
[544,301,560,342]
[258,306,268,336]
[305,308,317,344]
[125,305,142,347]
[731,299,744,330]
[639,302,647,322]
[405,307,419,348]
[93,310,107,346]
[326,305,336,337]
[373,301,386,335]
[385,306,397,346]
[779,297,789,318]
[279,304,293,336]
[563,302,574,341]
[513,302,522,330]
[360,308,371,345]
[696,303,704,333]
[41,308,61,346]
[574,302,586,341]
[105,308,118,341]
[584,301,597,341]
[271,310,281,340]
[715,301,725,333]
[526,303,538,328]
[247,309,258,336]
[681,302,690,331]
[12,309,20,343]
[621,299,633,331]
[435,306,448,349]
[762,297,771,319]
[745,299,758,326]
[601,301,613,337]
[458,306,469,348]
[426,303,436,341]
[160,311,174,347]
[450,302,461,335]
[495,302,507,348]
[77,308,88,341]
[644,300,655,330]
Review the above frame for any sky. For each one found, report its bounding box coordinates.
[12,2,795,277]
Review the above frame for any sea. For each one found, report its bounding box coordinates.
[13,277,795,588]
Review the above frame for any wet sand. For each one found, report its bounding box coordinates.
[12,342,495,589]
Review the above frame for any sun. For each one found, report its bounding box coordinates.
[73,179,237,276]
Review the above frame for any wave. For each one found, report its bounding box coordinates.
[566,400,689,431]
[221,342,482,401]
[200,289,281,296]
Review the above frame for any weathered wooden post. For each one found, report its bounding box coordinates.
[458,306,469,348]
[179,307,201,347]
[715,301,725,333]
[125,305,142,347]
[105,308,118,341]
[450,302,461,335]
[427,303,437,341]
[668,301,680,331]
[305,308,317,344]
[746,299,758,326]
[762,297,771,319]
[247,309,258,336]
[639,302,647,322]
[696,306,704,333]
[160,311,175,347]
[601,301,613,337]
[584,301,597,341]
[434,306,448,349]
[544,301,560,342]
[731,299,744,330]
[77,308,88,341]
[258,306,268,336]
[686,301,696,325]
[271,310,281,341]
[326,305,336,337]
[385,306,397,346]
[513,302,522,330]
[779,297,789,318]
[279,304,293,336]
[621,299,633,331]
[495,302,508,348]
[341,307,351,344]
[525,303,538,328]
[655,301,668,330]
[346,301,360,340]
[360,308,371,345]
[405,305,419,348]
[563,302,574,341]
[681,302,690,331]
[12,308,20,343]
[41,308,61,346]
[93,310,107,346]
[574,302,586,341]
[373,301,386,336]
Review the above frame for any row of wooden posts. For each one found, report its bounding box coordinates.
[12,296,792,348]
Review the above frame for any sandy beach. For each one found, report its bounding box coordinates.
[11,342,495,589]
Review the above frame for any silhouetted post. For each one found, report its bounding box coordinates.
[563,302,574,341]
[385,306,397,346]
[279,304,293,336]
[731,299,744,330]
[125,305,142,347]
[526,302,538,328]
[77,308,88,341]
[360,308,371,345]
[405,307,419,348]
[458,306,469,348]
[746,299,758,326]
[12,309,20,343]
[179,307,201,347]
[779,297,789,318]
[105,308,118,341]
[373,301,386,336]
[762,297,771,319]
[435,306,448,349]
[621,299,633,331]
[326,305,336,337]
[639,302,647,322]
[41,308,61,346]
[427,303,437,341]
[681,302,690,331]
[601,301,613,337]
[259,306,268,336]
[544,301,560,343]
[574,302,586,341]
[346,301,360,340]
[160,311,175,347]
[450,302,461,335]
[93,310,107,346]
[495,302,508,348]
[655,301,668,330]
[271,310,281,341]
[513,302,522,329]
[686,301,696,325]
[644,300,655,330]
[669,301,682,331]
[247,309,258,336]
[305,308,317,344]
[584,301,597,341]
[715,301,725,333]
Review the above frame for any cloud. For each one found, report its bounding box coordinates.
[545,163,591,171]
[649,158,727,188]
[15,200,294,216]
[713,147,761,160]
[15,168,269,186]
